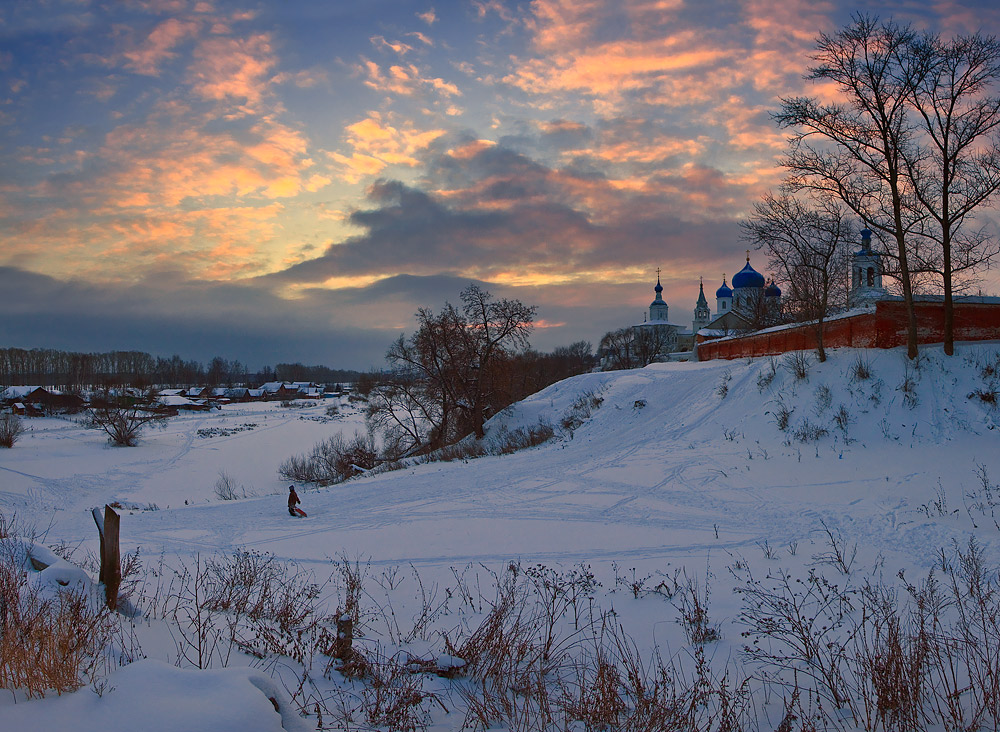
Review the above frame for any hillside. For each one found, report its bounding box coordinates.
[2,343,1000,731]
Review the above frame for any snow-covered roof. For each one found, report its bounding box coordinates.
[158,395,196,406]
[1,385,48,400]
[632,320,688,329]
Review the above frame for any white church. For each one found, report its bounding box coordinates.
[633,233,885,360]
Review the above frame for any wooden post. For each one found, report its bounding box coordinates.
[93,505,121,610]
[91,507,106,585]
[334,614,354,659]
[104,506,121,610]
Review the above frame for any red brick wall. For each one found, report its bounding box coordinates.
[696,301,1000,360]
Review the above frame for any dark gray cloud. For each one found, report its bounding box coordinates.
[268,139,747,294]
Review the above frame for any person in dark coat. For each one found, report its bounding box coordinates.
[288,485,302,516]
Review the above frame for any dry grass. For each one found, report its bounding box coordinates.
[0,514,117,698]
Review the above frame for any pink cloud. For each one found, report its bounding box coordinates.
[188,33,276,110]
[356,57,461,99]
[122,17,200,75]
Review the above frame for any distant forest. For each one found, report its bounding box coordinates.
[0,347,368,389]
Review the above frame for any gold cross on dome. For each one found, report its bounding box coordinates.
[656,267,661,278]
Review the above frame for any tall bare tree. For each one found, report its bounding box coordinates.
[905,32,1000,355]
[374,285,535,454]
[742,193,854,361]
[776,14,925,359]
[461,285,536,438]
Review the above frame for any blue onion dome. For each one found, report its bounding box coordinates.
[732,260,766,289]
[715,275,732,298]
[765,279,781,297]
[654,276,663,295]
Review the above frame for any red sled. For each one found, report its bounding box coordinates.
[294,508,307,517]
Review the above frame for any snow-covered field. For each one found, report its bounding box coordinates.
[2,344,1000,730]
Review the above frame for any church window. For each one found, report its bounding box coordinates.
[867,267,874,286]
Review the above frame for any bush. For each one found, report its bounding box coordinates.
[783,351,811,380]
[793,419,828,443]
[492,422,555,454]
[561,390,604,432]
[280,431,378,486]
[213,471,256,501]
[849,352,872,381]
[715,371,732,398]
[0,516,117,698]
[0,413,25,448]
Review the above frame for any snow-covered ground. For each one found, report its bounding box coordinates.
[2,344,1000,730]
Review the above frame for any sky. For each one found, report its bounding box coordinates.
[3,0,1000,370]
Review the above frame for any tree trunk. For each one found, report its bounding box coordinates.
[943,237,954,355]
[814,317,827,362]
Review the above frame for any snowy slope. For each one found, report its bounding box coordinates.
[2,343,999,730]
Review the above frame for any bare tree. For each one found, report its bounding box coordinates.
[461,285,536,438]
[776,14,925,359]
[599,326,671,370]
[905,32,1000,355]
[599,328,636,371]
[374,285,536,454]
[742,193,854,361]
[365,372,440,459]
[87,390,169,447]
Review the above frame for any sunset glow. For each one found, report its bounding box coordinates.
[3,0,999,367]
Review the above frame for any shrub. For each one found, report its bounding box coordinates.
[716,371,732,398]
[783,351,811,380]
[0,518,117,698]
[0,413,25,448]
[757,357,778,392]
[492,422,555,455]
[280,431,379,486]
[793,419,828,443]
[898,365,919,409]
[773,398,793,432]
[849,352,872,381]
[561,390,604,432]
[813,384,832,415]
[213,471,256,501]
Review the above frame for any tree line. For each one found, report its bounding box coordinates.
[0,347,367,390]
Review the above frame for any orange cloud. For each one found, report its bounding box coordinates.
[331,112,445,182]
[122,17,200,75]
[356,56,461,98]
[189,33,276,110]
[505,32,732,99]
